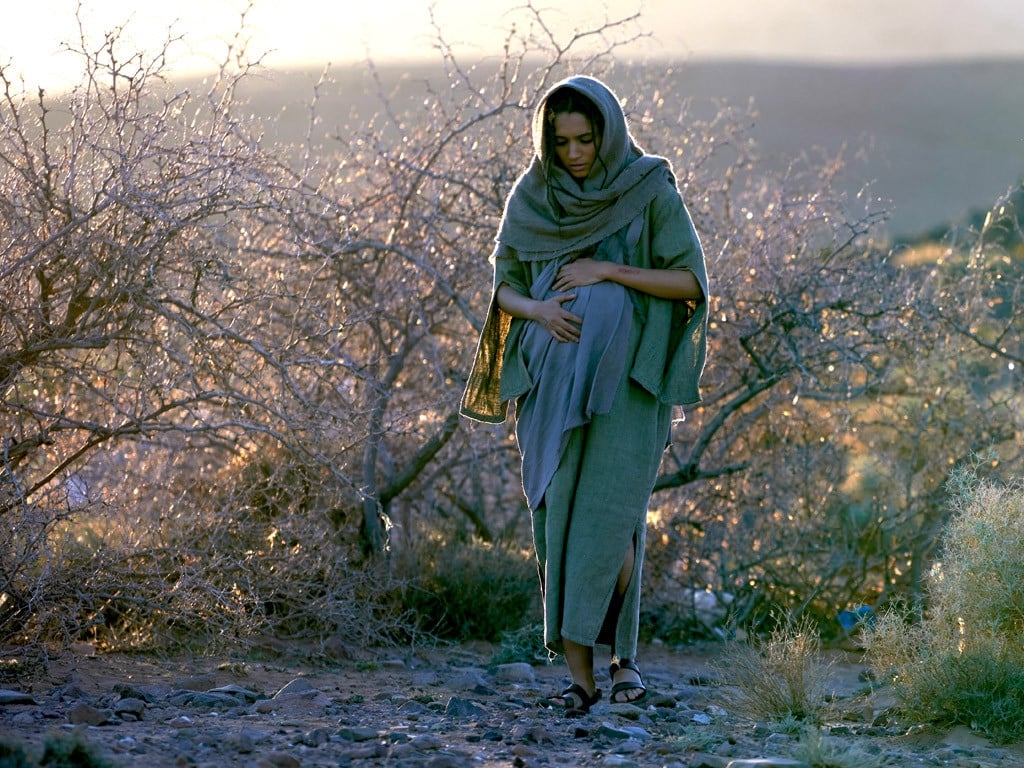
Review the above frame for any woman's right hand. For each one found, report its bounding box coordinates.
[496,284,582,343]
[533,293,582,343]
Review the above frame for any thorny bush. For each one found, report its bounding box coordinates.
[0,3,1021,654]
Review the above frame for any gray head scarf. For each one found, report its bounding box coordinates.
[495,75,673,261]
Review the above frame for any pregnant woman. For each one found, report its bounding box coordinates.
[461,75,709,716]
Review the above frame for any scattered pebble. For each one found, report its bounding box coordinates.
[2,649,1017,768]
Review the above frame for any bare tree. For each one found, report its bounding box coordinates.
[1,1,1019,651]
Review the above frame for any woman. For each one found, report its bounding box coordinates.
[461,75,709,716]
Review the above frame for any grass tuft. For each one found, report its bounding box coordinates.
[713,614,835,724]
[39,732,116,768]
[791,726,884,768]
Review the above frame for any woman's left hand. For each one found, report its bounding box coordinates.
[552,258,609,292]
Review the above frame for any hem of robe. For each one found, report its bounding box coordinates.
[533,366,666,662]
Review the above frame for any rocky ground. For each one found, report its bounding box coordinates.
[2,640,1023,768]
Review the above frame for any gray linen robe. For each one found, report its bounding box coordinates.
[462,179,708,657]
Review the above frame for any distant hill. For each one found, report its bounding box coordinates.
[674,59,1024,240]
[233,58,1024,240]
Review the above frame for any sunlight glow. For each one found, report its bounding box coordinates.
[2,0,1023,94]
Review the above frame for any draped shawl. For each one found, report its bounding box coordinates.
[496,75,672,262]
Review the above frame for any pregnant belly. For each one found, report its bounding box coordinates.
[561,281,630,339]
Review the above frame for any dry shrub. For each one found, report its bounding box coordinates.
[4,451,407,657]
[714,615,836,724]
[865,461,1024,742]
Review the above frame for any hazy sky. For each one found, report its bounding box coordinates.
[3,0,1024,92]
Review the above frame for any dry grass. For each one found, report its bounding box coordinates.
[713,615,836,723]
[791,727,884,768]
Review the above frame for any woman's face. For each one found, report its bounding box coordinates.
[552,111,597,180]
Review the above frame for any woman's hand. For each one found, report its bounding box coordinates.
[552,258,609,292]
[496,283,582,343]
[534,293,582,343]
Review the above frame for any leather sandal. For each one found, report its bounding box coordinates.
[609,658,647,704]
[538,683,601,717]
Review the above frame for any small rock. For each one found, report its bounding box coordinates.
[412,671,440,686]
[241,726,269,740]
[495,663,535,683]
[764,733,795,751]
[519,724,554,744]
[688,754,730,768]
[691,712,713,725]
[724,759,810,767]
[264,751,301,768]
[134,684,173,700]
[300,727,333,747]
[209,684,261,703]
[597,722,651,741]
[388,742,417,759]
[511,744,538,757]
[274,678,316,697]
[596,723,635,740]
[420,756,464,768]
[608,702,644,719]
[0,689,36,705]
[398,699,428,715]
[620,725,651,741]
[256,678,331,714]
[444,696,488,718]
[337,725,380,742]
[114,697,147,719]
[344,743,388,759]
[449,671,490,690]
[646,691,676,708]
[67,702,111,726]
[173,672,219,691]
[170,691,242,710]
[612,739,644,754]
[409,732,444,751]
[602,757,639,767]
[168,715,195,728]
[234,731,256,753]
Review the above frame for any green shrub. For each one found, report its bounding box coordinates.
[402,538,538,642]
[865,463,1024,742]
[40,732,115,768]
[490,622,548,665]
[0,737,31,768]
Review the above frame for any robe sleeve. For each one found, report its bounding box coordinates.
[459,245,530,423]
[629,184,710,406]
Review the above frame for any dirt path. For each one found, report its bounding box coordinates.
[2,640,1023,767]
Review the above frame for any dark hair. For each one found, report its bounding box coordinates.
[542,86,608,183]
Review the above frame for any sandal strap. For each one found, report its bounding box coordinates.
[610,658,642,677]
[561,683,589,708]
